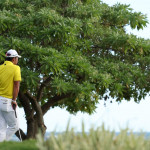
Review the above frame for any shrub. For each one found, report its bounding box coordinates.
[36,125,150,150]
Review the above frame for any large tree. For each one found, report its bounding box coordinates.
[0,0,150,139]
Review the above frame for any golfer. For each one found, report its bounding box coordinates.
[0,49,21,142]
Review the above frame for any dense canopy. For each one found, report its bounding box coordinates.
[0,0,149,138]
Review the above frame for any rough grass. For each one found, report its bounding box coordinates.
[36,125,150,150]
[1,125,150,150]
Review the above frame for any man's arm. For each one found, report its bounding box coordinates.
[12,81,20,101]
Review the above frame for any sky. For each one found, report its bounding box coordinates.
[18,0,150,133]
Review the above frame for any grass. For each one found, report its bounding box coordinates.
[1,125,150,150]
[36,124,150,150]
[0,140,38,150]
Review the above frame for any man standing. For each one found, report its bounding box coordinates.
[0,49,21,142]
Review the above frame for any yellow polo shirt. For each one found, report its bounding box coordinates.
[0,61,21,99]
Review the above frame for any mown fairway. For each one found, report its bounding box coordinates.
[0,140,38,150]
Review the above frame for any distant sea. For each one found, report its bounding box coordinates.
[11,132,150,141]
[11,132,52,141]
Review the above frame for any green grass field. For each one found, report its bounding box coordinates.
[0,140,38,150]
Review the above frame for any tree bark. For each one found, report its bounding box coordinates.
[41,93,72,115]
[17,91,35,139]
[16,91,72,140]
[37,76,52,102]
[25,91,46,136]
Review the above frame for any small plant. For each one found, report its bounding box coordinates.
[36,124,150,150]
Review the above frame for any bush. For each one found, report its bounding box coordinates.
[36,125,150,150]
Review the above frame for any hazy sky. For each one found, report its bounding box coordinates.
[18,0,150,133]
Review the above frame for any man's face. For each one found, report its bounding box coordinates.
[13,57,18,65]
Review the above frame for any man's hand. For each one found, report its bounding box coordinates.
[11,100,17,110]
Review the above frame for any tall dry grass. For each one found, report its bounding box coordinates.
[36,124,150,150]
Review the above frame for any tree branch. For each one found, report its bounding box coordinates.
[25,91,45,130]
[19,91,34,122]
[41,93,72,115]
[37,76,52,102]
[18,91,35,140]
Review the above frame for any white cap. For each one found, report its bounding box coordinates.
[6,49,21,58]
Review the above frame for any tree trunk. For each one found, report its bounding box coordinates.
[26,117,35,139]
[26,115,47,139]
[16,91,70,140]
[15,110,46,140]
[16,91,47,140]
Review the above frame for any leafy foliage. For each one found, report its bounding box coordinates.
[0,0,149,116]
